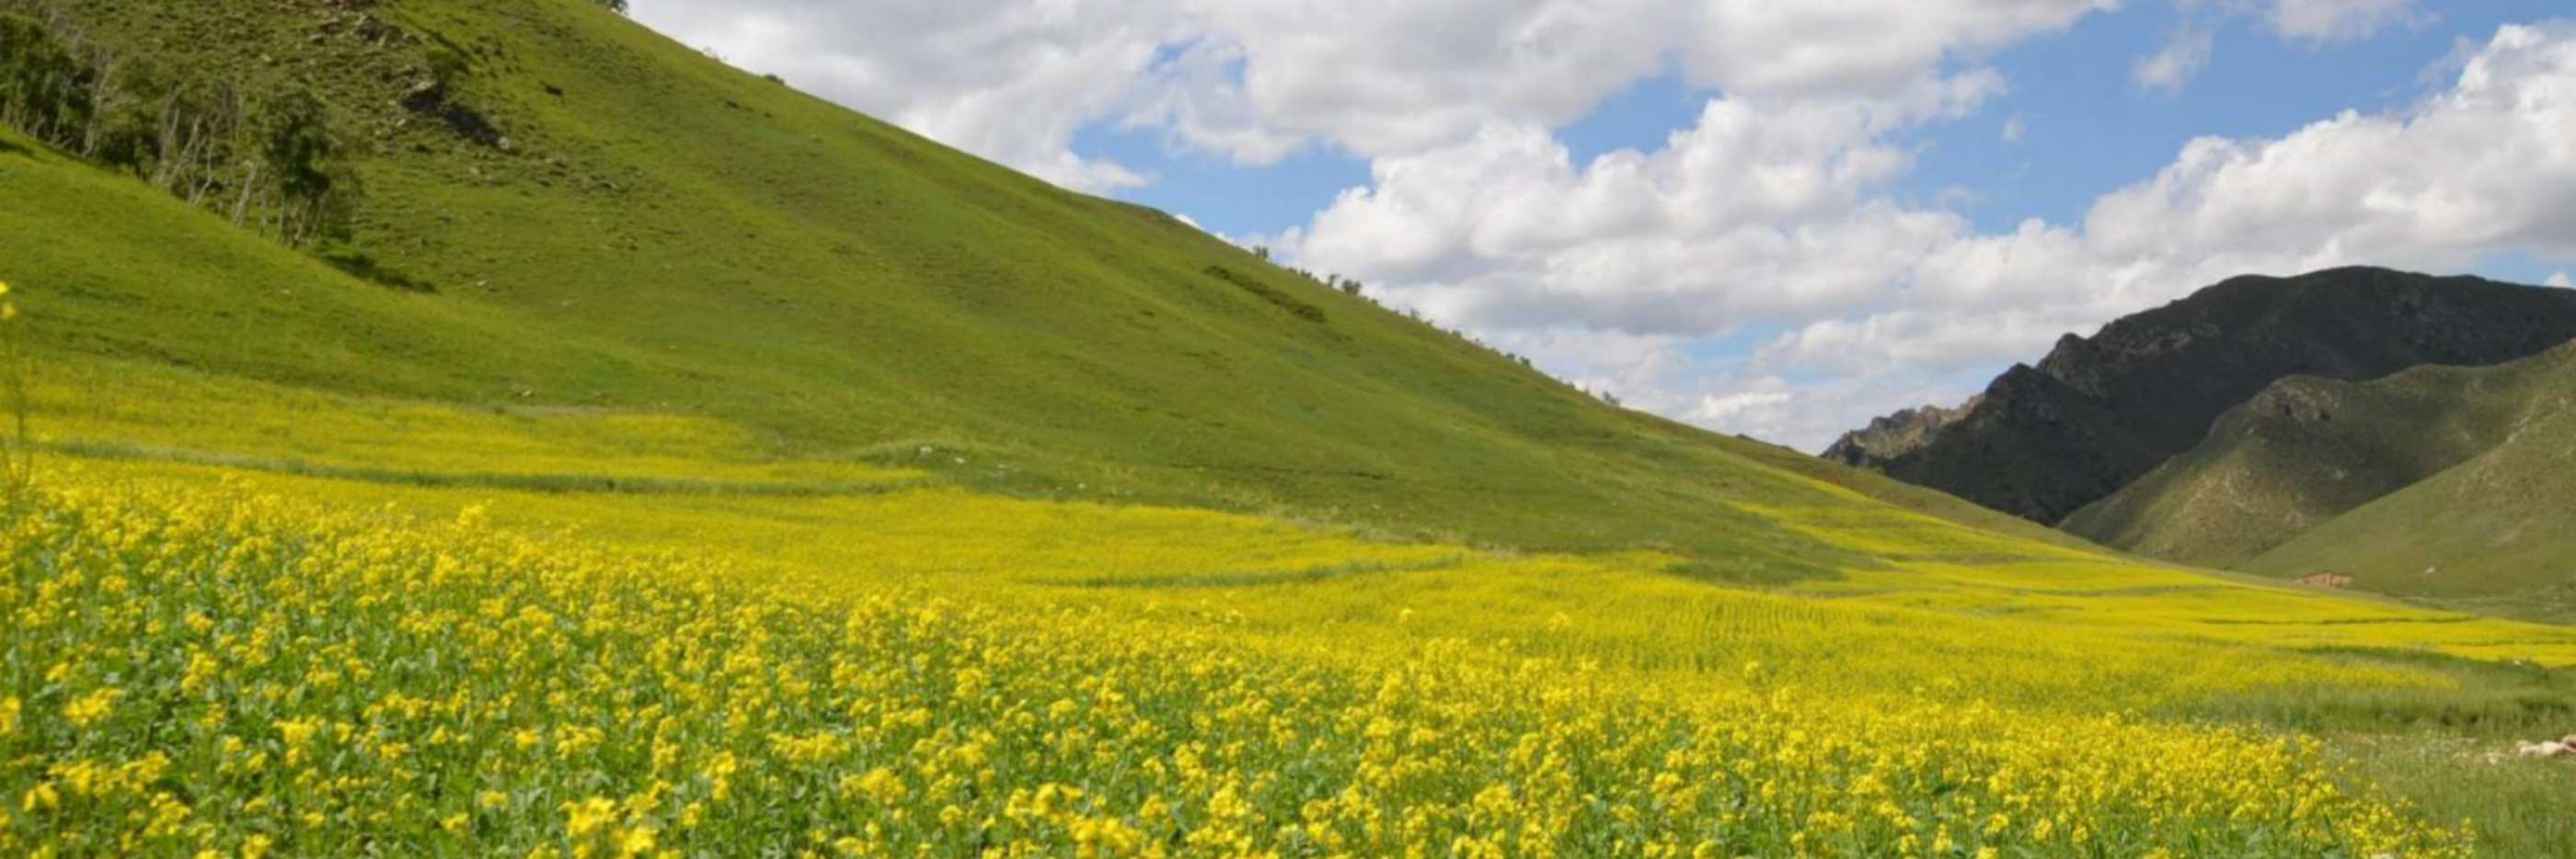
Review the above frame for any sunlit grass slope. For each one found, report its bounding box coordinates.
[10,0,2576,853]
[2058,340,2576,619]
[2064,344,2576,573]
[2243,360,2576,613]
[0,0,2077,576]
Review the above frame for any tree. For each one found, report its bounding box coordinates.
[87,55,169,175]
[247,86,352,246]
[0,14,95,147]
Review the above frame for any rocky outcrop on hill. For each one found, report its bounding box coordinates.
[1834,267,2576,523]
[1823,397,1981,468]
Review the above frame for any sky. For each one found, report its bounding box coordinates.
[627,0,2576,452]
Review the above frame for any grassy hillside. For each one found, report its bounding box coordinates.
[2241,351,2576,613]
[12,0,2576,853]
[11,117,2576,853]
[2064,344,2576,568]
[0,0,2081,577]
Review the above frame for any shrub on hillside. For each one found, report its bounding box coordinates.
[0,13,358,247]
[0,14,92,147]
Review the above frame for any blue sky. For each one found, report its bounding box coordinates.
[635,0,2576,450]
[1095,1,2563,272]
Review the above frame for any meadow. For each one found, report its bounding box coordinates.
[0,464,2478,857]
[6,0,2576,853]
[8,355,2576,855]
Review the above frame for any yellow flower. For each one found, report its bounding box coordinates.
[280,718,317,744]
[63,688,121,727]
[615,825,659,857]
[564,796,617,839]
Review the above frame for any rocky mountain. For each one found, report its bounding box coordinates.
[1835,267,2576,523]
[1822,396,1981,468]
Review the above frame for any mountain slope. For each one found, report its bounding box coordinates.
[0,0,2087,576]
[1821,397,1979,468]
[2063,344,2576,568]
[2230,347,2576,605]
[1836,267,2576,523]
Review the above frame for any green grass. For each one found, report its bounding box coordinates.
[2064,346,2575,573]
[2057,338,2576,608]
[0,0,2080,577]
[11,0,2576,853]
[2244,379,2576,603]
[2328,732,2576,857]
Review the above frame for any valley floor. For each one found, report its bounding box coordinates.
[7,359,2576,855]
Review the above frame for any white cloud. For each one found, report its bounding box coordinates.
[626,0,1174,190]
[2133,25,2214,93]
[2268,0,2426,41]
[2002,113,2028,143]
[635,0,2114,178]
[1675,0,2114,97]
[2550,271,2574,288]
[1277,21,2576,451]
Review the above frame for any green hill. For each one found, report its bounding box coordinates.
[2062,342,2576,610]
[0,0,2078,577]
[2240,349,2576,610]
[2062,345,2575,567]
[21,3,2576,855]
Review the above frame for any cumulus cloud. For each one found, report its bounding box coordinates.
[627,0,1178,190]
[2268,0,2427,41]
[2550,271,2574,288]
[634,0,2112,176]
[1277,21,2576,451]
[2002,113,2028,143]
[1675,0,2114,97]
[1133,0,2110,160]
[2133,25,2214,93]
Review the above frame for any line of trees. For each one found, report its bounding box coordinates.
[1247,244,1593,398]
[1,12,356,246]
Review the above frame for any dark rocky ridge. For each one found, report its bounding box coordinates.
[1839,267,2576,523]
[1823,396,1981,467]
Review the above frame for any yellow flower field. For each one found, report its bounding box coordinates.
[8,360,2576,855]
[0,467,2481,856]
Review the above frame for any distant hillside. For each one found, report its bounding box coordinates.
[2064,343,2576,567]
[1837,267,2576,523]
[0,0,2090,578]
[2231,345,2576,605]
[1822,396,1979,468]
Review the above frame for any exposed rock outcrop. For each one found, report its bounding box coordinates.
[1823,397,1981,468]
[1832,267,2576,523]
